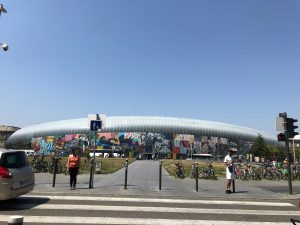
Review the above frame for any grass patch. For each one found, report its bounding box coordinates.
[94,158,135,174]
[28,156,135,174]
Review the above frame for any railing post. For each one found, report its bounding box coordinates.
[195,162,199,192]
[159,160,162,190]
[89,158,94,189]
[124,158,128,189]
[52,157,58,187]
[232,163,235,193]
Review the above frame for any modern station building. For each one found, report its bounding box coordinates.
[6,116,278,159]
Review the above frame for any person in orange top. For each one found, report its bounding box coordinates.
[67,147,80,190]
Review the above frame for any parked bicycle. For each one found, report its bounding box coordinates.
[49,156,64,174]
[236,163,261,180]
[292,166,300,181]
[30,154,48,173]
[198,162,217,180]
[174,161,185,179]
[190,163,198,179]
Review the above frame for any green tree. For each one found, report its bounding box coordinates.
[251,134,268,158]
[266,144,281,159]
[266,145,285,160]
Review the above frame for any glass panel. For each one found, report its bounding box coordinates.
[0,152,27,168]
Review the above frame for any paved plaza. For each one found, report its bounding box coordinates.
[31,160,300,200]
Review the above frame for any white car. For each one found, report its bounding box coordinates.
[0,149,35,200]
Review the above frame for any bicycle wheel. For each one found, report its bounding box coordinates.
[199,171,208,179]
[264,170,273,180]
[180,167,185,179]
[42,161,48,172]
[49,160,63,174]
[174,168,179,178]
[32,161,41,173]
[49,162,54,173]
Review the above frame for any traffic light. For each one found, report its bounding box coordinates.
[286,118,299,138]
[277,133,286,142]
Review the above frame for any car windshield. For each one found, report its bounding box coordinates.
[0,151,27,168]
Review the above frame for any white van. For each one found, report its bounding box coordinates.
[18,150,35,156]
[24,150,35,156]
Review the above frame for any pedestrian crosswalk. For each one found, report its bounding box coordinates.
[0,195,299,225]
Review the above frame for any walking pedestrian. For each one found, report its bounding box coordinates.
[67,147,80,190]
[224,149,234,194]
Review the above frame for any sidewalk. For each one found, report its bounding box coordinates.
[30,160,300,200]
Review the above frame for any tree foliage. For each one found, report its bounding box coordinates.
[251,134,284,160]
[251,134,268,158]
[266,144,280,156]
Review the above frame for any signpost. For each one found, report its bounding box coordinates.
[88,114,105,189]
[90,120,102,132]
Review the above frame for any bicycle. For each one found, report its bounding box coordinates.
[198,162,217,180]
[174,161,185,179]
[190,163,198,179]
[30,154,48,173]
[49,156,64,174]
[235,163,247,180]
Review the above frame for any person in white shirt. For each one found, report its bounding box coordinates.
[224,149,234,194]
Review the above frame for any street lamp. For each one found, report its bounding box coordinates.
[0,3,7,15]
[292,135,300,163]
[0,42,8,51]
[1,3,8,52]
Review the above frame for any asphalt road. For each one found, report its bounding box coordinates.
[1,160,300,224]
[0,195,299,225]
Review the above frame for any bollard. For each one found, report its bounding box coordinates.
[231,163,235,193]
[124,158,128,189]
[89,158,94,189]
[52,157,58,187]
[159,160,162,191]
[195,162,199,192]
[8,215,23,225]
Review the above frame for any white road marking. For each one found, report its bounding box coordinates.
[0,215,292,225]
[10,203,300,216]
[24,195,294,207]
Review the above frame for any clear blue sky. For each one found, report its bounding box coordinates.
[0,0,299,136]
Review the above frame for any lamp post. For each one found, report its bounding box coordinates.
[1,4,8,52]
[0,3,7,15]
[0,42,9,51]
[292,135,300,163]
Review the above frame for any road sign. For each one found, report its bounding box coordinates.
[90,120,102,131]
[276,117,285,131]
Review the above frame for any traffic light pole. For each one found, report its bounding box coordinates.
[279,112,293,195]
[284,130,293,195]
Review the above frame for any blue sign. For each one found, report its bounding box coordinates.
[90,120,102,131]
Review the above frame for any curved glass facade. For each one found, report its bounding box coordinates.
[6,116,278,159]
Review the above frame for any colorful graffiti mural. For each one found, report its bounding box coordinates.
[95,132,172,154]
[31,134,88,155]
[31,131,246,159]
[173,134,194,154]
